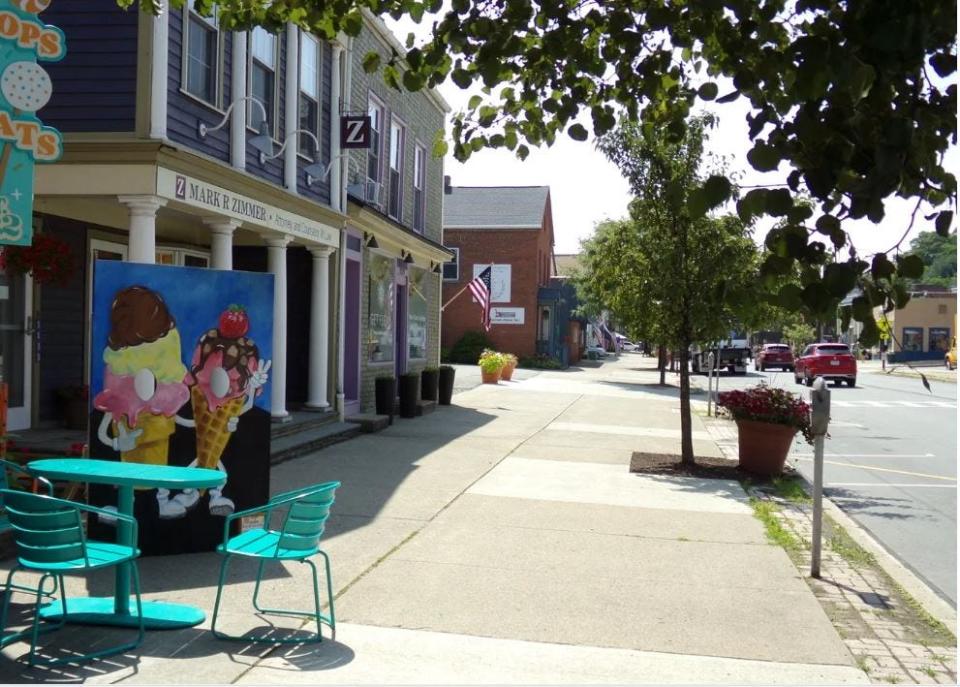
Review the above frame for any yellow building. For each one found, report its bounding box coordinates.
[875,288,957,359]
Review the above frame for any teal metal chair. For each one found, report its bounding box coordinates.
[0,489,144,666]
[1,460,59,601]
[211,481,340,643]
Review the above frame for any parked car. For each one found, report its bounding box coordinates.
[946,339,957,370]
[756,343,795,372]
[621,340,639,352]
[794,343,857,387]
[585,345,608,358]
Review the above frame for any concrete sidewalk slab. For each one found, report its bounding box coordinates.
[526,428,725,457]
[549,420,714,441]
[238,623,869,685]
[467,457,751,513]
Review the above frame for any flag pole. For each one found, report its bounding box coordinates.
[441,284,472,311]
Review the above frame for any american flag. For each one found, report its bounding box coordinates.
[468,266,492,331]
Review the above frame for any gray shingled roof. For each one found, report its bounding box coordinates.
[443,186,549,228]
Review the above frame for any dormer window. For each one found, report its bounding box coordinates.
[183,2,221,106]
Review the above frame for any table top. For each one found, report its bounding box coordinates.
[28,458,226,490]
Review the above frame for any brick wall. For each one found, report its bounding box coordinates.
[442,227,548,358]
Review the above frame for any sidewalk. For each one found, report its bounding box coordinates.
[0,354,869,683]
[858,359,957,384]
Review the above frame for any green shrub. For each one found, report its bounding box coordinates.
[440,347,452,363]
[449,331,495,364]
[518,354,563,369]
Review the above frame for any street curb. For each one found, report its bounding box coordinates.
[793,471,957,637]
[865,369,957,384]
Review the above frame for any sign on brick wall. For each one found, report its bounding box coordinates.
[0,0,65,246]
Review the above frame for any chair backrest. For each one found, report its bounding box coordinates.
[0,489,86,567]
[276,481,340,556]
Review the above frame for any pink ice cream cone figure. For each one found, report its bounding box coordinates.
[171,305,270,517]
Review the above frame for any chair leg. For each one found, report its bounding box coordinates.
[0,566,20,648]
[27,573,55,666]
[304,559,323,643]
[251,559,268,613]
[210,554,232,640]
[319,549,336,635]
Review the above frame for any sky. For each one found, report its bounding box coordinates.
[387,14,957,259]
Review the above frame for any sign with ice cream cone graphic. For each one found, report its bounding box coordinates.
[0,0,65,246]
[88,261,274,555]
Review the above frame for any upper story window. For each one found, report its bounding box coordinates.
[388,118,405,220]
[367,96,384,185]
[183,2,221,106]
[249,27,277,136]
[413,144,426,233]
[442,247,459,282]
[299,33,321,157]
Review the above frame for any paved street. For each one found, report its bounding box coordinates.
[706,360,958,607]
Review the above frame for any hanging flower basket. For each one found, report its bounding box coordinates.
[0,234,76,286]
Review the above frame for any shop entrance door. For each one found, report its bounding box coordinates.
[0,268,33,430]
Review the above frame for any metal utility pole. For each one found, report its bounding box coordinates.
[706,351,716,416]
[809,376,831,578]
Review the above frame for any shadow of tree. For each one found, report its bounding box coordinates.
[823,486,931,522]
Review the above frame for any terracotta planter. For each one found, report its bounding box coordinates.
[501,362,517,381]
[480,368,501,384]
[735,419,797,476]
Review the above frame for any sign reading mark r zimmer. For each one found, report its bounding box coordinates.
[157,168,339,248]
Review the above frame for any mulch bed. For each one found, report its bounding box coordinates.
[629,451,797,483]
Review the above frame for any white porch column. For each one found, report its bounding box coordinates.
[306,246,335,409]
[149,10,168,139]
[118,195,166,264]
[231,31,248,170]
[329,43,343,212]
[266,235,292,420]
[203,218,239,270]
[284,24,299,192]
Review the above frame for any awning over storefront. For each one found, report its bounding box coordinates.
[346,201,452,267]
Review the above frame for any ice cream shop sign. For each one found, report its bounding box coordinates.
[0,0,65,246]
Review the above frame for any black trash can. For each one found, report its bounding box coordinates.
[374,376,396,424]
[398,373,420,418]
[421,368,440,402]
[438,365,456,405]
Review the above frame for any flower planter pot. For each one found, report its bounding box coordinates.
[438,367,456,405]
[501,362,516,381]
[735,419,797,476]
[374,377,396,424]
[420,369,439,402]
[398,375,420,419]
[480,368,501,384]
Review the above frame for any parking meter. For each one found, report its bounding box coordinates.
[810,377,831,436]
[809,377,830,577]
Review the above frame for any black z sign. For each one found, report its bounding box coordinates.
[340,115,371,149]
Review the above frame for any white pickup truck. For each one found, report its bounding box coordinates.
[690,330,751,375]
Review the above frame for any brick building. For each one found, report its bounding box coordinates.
[441,185,559,359]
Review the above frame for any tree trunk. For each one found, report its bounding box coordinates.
[658,345,667,385]
[678,343,695,466]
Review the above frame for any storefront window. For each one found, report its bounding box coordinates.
[929,327,950,352]
[902,327,923,352]
[408,268,428,360]
[367,254,394,363]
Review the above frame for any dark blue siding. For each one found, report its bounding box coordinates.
[298,42,332,205]
[41,1,137,133]
[167,8,231,163]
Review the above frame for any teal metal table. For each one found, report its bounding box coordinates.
[27,458,226,630]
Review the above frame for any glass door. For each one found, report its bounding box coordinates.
[0,268,33,430]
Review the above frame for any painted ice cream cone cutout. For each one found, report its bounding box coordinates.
[94,286,190,519]
[13,0,53,13]
[174,305,270,516]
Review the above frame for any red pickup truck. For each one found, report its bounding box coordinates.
[794,343,857,387]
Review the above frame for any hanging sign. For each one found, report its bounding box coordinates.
[0,0,65,246]
[340,114,371,149]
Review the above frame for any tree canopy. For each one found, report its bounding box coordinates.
[126,0,956,339]
[905,229,957,288]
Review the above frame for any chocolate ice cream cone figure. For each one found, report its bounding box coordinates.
[172,305,269,516]
[94,286,192,520]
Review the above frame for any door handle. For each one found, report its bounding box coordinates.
[24,315,37,336]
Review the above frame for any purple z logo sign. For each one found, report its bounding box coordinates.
[340,115,371,149]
